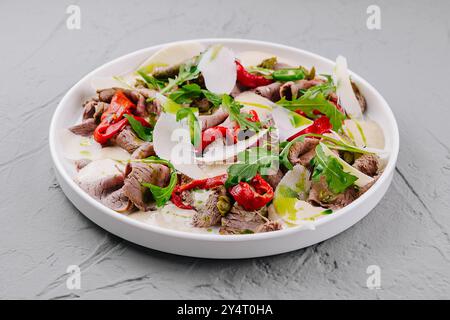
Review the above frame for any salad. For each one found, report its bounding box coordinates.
[65,42,386,235]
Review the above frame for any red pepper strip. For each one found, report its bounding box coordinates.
[171,189,193,210]
[229,175,274,211]
[246,110,260,122]
[94,117,129,144]
[201,126,237,151]
[171,174,228,209]
[235,60,273,89]
[286,116,332,142]
[94,115,151,145]
[101,90,136,122]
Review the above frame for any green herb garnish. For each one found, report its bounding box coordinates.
[176,107,201,148]
[221,95,261,132]
[160,62,200,94]
[225,147,278,188]
[169,83,222,107]
[139,157,178,207]
[137,70,165,90]
[124,114,153,142]
[310,144,357,194]
[277,92,345,131]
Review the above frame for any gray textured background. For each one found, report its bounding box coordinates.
[1,0,449,299]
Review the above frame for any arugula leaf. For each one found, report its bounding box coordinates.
[221,95,261,132]
[168,84,222,107]
[278,136,306,170]
[140,157,178,207]
[169,83,202,104]
[310,144,357,194]
[160,62,200,94]
[225,147,278,187]
[136,70,165,90]
[176,107,201,148]
[123,115,153,142]
[277,91,345,131]
[201,90,222,107]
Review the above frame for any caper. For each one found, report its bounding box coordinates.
[217,196,231,216]
[342,151,355,165]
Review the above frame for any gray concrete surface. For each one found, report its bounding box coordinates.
[0,0,449,299]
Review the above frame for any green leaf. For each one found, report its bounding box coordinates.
[139,157,178,207]
[136,70,165,90]
[278,136,306,170]
[175,107,201,148]
[160,62,200,94]
[311,144,357,194]
[169,83,202,104]
[123,114,153,142]
[225,147,278,188]
[277,92,344,131]
[221,95,261,132]
[201,90,222,107]
[277,91,345,131]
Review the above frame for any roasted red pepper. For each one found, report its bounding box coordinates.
[94,117,129,144]
[229,175,274,211]
[246,110,260,122]
[101,90,136,122]
[287,116,332,142]
[171,174,228,209]
[94,90,138,144]
[201,126,237,151]
[236,60,273,89]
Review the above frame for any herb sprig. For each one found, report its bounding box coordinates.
[139,157,178,207]
[221,95,261,132]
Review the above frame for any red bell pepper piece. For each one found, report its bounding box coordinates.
[229,175,274,211]
[94,117,129,145]
[171,174,228,209]
[235,60,273,89]
[101,90,136,122]
[286,116,332,142]
[201,126,237,151]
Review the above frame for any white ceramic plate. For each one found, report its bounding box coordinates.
[49,39,399,259]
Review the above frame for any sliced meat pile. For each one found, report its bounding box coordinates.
[192,186,229,228]
[288,138,319,167]
[219,204,282,234]
[123,162,171,212]
[308,176,357,210]
[353,154,379,177]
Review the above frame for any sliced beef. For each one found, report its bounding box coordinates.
[308,176,357,210]
[97,88,118,103]
[135,93,148,117]
[131,142,155,159]
[114,126,144,153]
[82,99,98,120]
[74,159,91,171]
[264,169,284,189]
[69,118,97,137]
[152,64,181,79]
[254,82,282,102]
[83,100,108,122]
[353,154,379,177]
[255,220,283,233]
[77,171,124,200]
[123,162,170,211]
[192,186,229,228]
[199,108,229,130]
[219,204,281,234]
[280,79,325,100]
[101,187,133,213]
[351,82,367,113]
[288,138,319,167]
